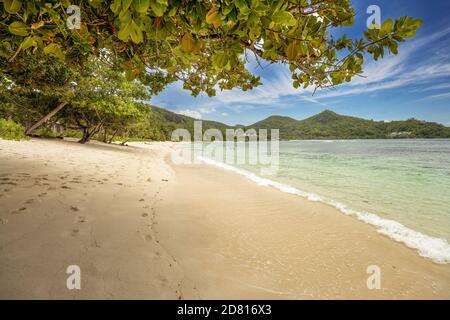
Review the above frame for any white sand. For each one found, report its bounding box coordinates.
[0,138,449,299]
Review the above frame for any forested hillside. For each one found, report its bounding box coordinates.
[248,110,450,139]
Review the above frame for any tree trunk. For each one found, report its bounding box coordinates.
[108,129,119,144]
[78,123,102,144]
[78,127,90,144]
[25,101,68,136]
[101,127,108,143]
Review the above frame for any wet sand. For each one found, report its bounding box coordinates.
[155,161,450,299]
[0,138,449,299]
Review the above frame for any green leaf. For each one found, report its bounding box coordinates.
[133,0,150,14]
[380,19,394,34]
[3,0,22,14]
[272,11,296,26]
[129,20,144,43]
[118,21,132,41]
[43,43,64,60]
[181,33,195,53]
[212,52,229,69]
[20,36,37,50]
[388,40,398,54]
[8,21,29,37]
[150,1,167,17]
[119,8,132,22]
[125,68,136,81]
[286,41,298,60]
[110,0,122,14]
[122,0,132,11]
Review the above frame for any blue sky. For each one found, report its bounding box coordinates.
[150,0,450,126]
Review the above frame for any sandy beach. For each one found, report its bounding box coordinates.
[0,138,449,299]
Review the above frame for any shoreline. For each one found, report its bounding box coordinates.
[0,138,449,299]
[197,155,450,265]
[156,154,450,299]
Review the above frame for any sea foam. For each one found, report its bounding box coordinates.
[197,156,450,264]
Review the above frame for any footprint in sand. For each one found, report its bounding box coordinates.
[38,192,47,197]
[139,199,145,202]
[71,229,79,237]
[12,207,27,214]
[61,185,71,189]
[144,234,152,241]
[70,206,79,212]
[17,173,31,178]
[142,213,148,217]
[157,275,168,284]
[0,181,17,186]
[76,216,86,223]
[24,199,35,204]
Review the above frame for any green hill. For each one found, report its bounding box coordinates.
[245,110,450,140]
[127,107,450,141]
[131,105,232,141]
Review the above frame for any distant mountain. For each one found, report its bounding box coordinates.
[246,110,450,140]
[143,107,450,141]
[141,106,232,140]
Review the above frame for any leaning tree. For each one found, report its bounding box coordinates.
[60,56,150,143]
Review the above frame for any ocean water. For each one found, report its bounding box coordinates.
[197,139,450,264]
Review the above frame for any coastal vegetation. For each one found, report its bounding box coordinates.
[0,1,422,142]
[0,117,28,140]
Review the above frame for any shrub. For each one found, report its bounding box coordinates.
[0,118,28,141]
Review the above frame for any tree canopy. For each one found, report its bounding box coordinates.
[1,0,422,97]
[0,1,423,143]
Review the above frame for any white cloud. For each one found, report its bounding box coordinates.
[197,26,450,108]
[313,27,450,100]
[198,105,216,114]
[418,83,450,92]
[210,67,328,107]
[421,92,450,100]
[177,109,202,119]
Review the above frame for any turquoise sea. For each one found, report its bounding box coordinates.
[197,139,450,263]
